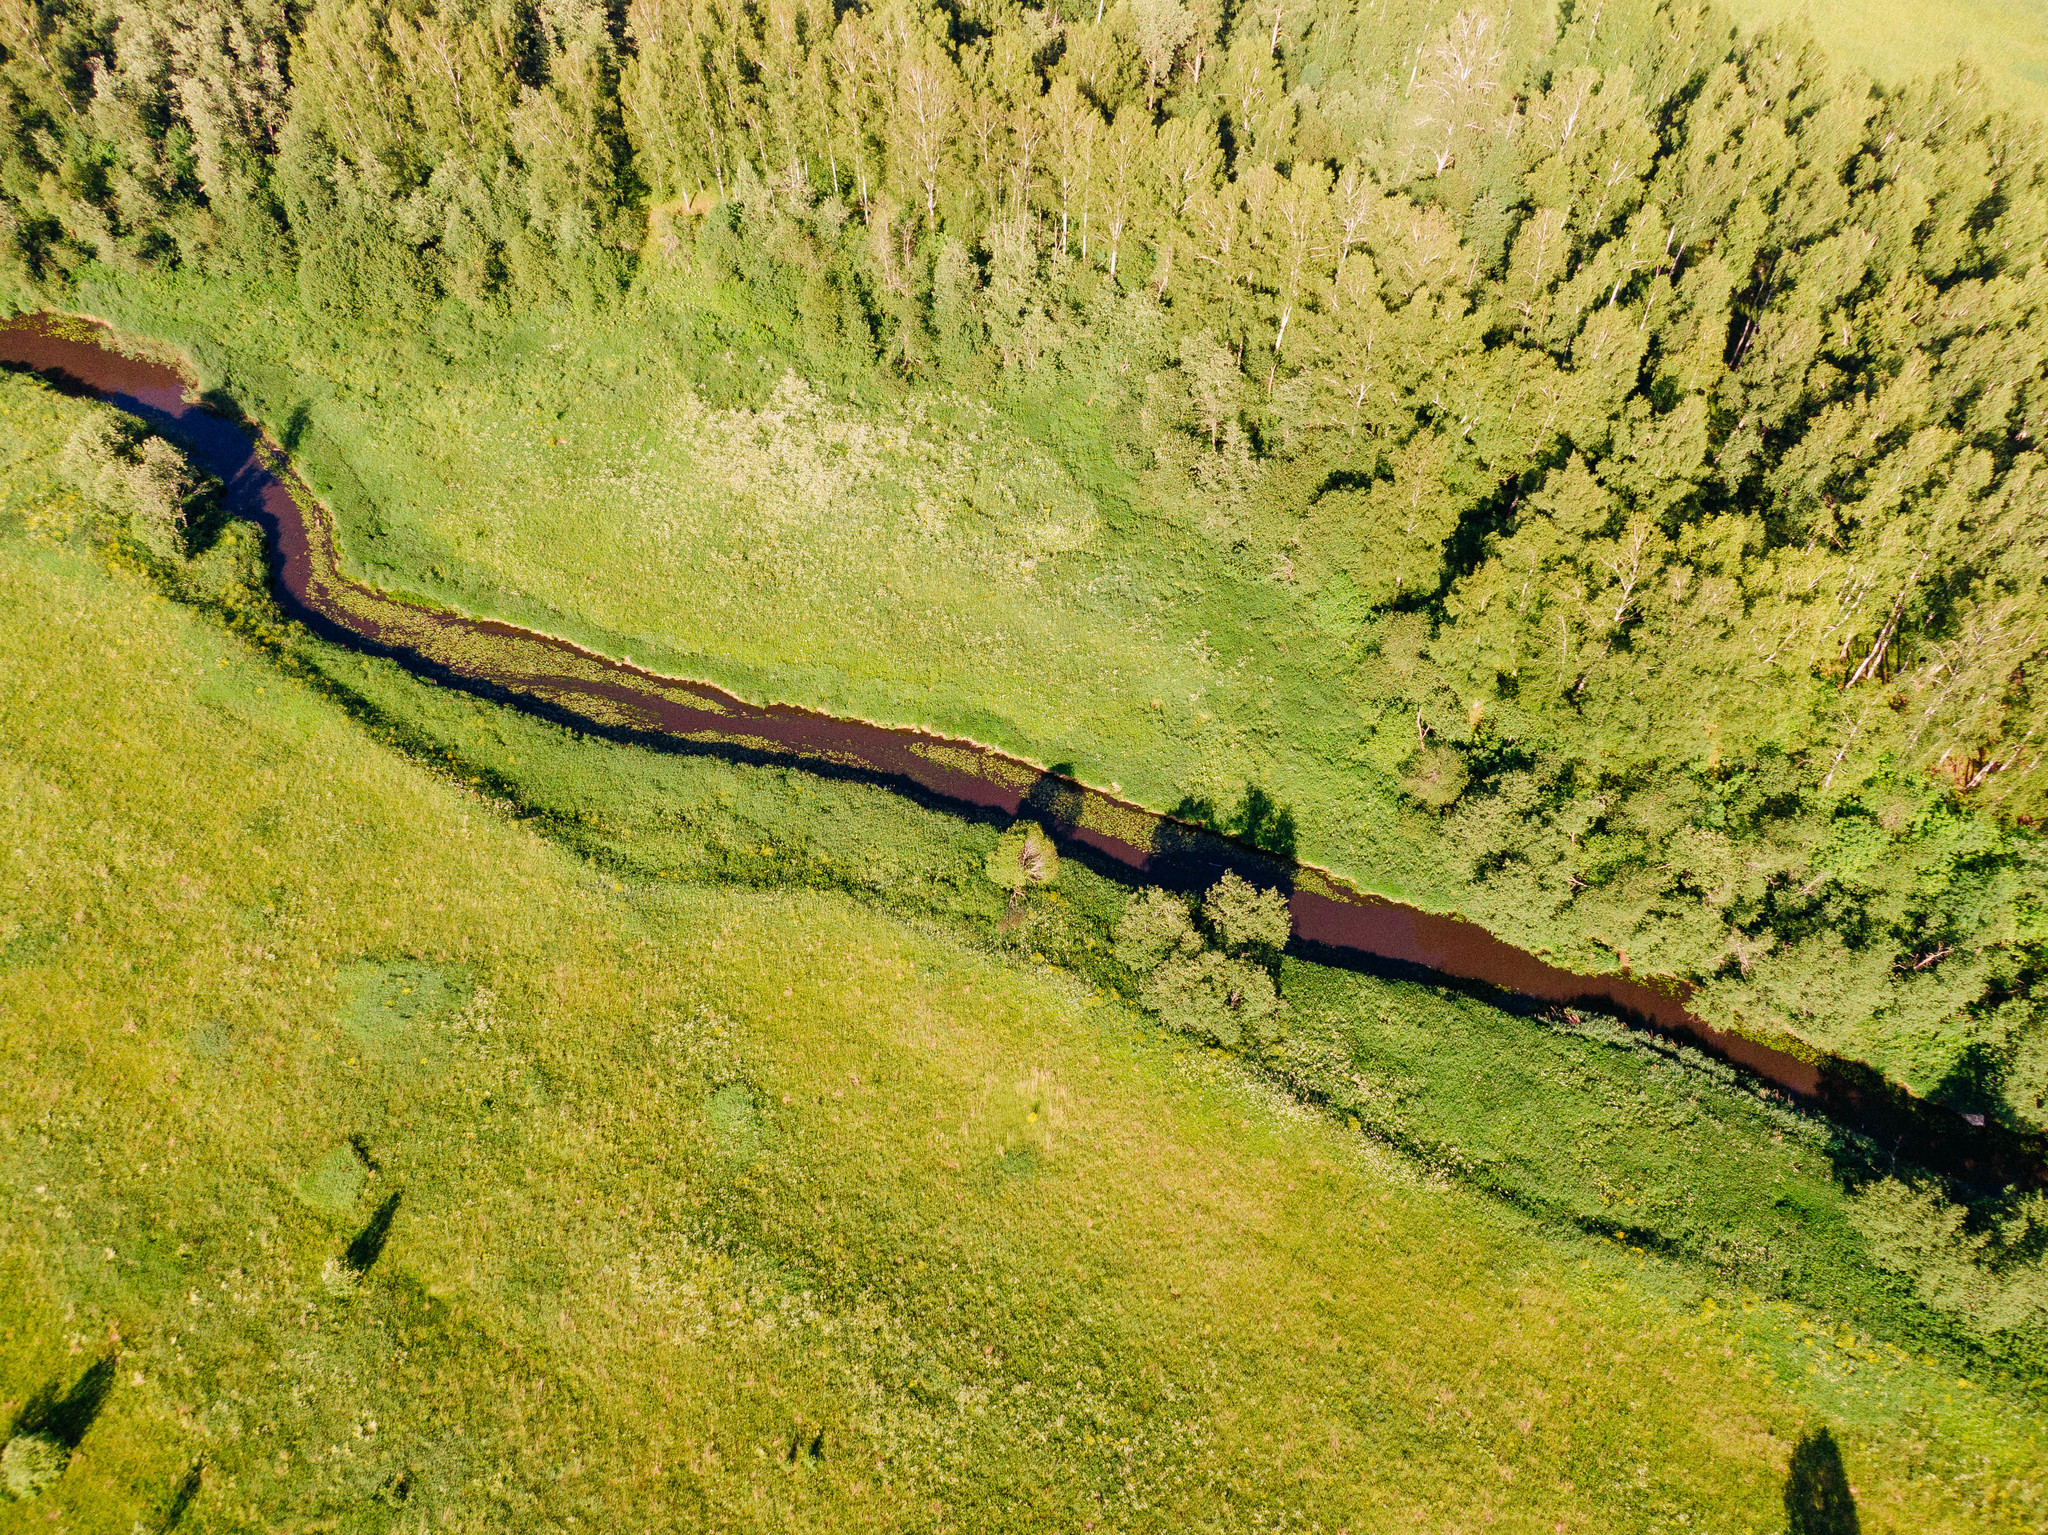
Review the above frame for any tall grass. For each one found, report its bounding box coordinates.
[70,262,1432,905]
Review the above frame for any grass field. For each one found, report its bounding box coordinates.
[1728,0,2048,119]
[5,362,2048,1528]
[69,265,1431,896]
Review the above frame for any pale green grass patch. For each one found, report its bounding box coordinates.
[1726,0,2048,118]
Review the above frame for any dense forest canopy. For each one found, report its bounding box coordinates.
[4,0,2047,1116]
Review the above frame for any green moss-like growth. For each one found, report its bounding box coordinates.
[293,1143,368,1213]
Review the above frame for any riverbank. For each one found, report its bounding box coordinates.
[34,266,2046,1144]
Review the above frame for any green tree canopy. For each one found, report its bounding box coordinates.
[1201,871,1291,958]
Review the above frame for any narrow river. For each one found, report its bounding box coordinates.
[4,311,2036,1189]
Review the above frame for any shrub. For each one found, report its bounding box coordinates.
[986,820,1059,892]
[57,415,129,501]
[0,1433,65,1501]
[1142,949,1281,1050]
[1399,743,1469,813]
[59,415,200,561]
[1119,880,1287,1049]
[1115,887,1200,973]
[1847,1177,2048,1338]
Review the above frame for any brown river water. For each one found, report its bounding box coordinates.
[4,311,2037,1190]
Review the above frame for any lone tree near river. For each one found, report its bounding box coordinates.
[987,820,1061,895]
[1118,874,1291,1050]
[60,416,202,563]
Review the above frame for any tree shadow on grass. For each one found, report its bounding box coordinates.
[279,402,313,455]
[159,1460,203,1528]
[1155,785,1299,884]
[10,1354,117,1452]
[345,1190,404,1276]
[1785,1427,1859,1535]
[1930,1041,2008,1126]
[1233,784,1297,860]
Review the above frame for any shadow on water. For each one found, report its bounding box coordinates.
[10,1355,117,1452]
[1233,784,1297,861]
[345,1190,404,1276]
[1785,1427,1860,1535]
[1161,785,1298,869]
[1,311,2041,1194]
[1022,762,1086,838]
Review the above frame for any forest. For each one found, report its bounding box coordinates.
[2,0,2045,1124]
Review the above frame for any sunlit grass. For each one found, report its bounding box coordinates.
[1726,0,2048,119]
[75,267,1437,911]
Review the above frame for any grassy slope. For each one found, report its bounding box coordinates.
[4,373,2047,1529]
[1726,0,2048,118]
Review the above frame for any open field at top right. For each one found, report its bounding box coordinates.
[1726,0,2048,119]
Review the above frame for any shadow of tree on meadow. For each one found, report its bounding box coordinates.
[159,1460,204,1528]
[1785,1427,1859,1535]
[2,1354,118,1501]
[344,1190,404,1276]
[1158,784,1299,871]
[1233,784,1297,860]
[10,1354,117,1452]
[279,402,313,454]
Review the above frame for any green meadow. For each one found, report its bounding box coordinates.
[5,336,2048,1528]
[1729,0,2048,118]
[75,265,1417,899]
